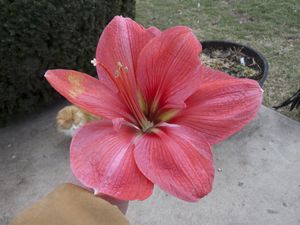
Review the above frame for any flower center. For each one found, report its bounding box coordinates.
[98,61,156,132]
[98,61,180,133]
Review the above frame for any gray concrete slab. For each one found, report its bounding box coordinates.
[0,102,299,225]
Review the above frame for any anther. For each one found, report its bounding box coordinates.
[114,70,120,77]
[117,62,123,68]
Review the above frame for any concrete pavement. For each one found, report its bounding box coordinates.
[0,101,299,225]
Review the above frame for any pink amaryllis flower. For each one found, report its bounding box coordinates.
[45,16,263,202]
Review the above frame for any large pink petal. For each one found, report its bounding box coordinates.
[45,69,134,122]
[96,16,157,92]
[134,125,214,202]
[147,26,161,36]
[199,66,234,83]
[70,120,153,200]
[173,78,263,145]
[136,26,202,110]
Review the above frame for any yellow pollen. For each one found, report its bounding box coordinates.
[117,61,123,68]
[68,73,84,98]
[114,70,120,77]
[115,62,129,78]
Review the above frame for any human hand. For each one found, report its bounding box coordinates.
[67,172,129,214]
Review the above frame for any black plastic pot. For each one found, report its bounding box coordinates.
[201,40,269,87]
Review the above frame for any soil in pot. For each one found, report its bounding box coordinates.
[200,46,262,81]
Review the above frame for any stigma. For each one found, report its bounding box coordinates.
[91,58,98,66]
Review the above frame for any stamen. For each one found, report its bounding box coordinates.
[115,62,126,78]
[117,61,123,68]
[114,70,120,77]
[99,61,150,131]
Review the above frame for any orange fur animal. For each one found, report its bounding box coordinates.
[56,105,99,136]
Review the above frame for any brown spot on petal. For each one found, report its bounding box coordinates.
[68,73,84,98]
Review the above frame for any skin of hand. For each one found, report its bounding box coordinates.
[67,172,129,214]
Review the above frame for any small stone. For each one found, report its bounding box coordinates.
[17,178,25,185]
[217,168,222,172]
[267,209,279,214]
[282,202,288,207]
[11,154,16,159]
[262,147,267,151]
[240,57,245,65]
[7,143,12,148]
[238,182,244,187]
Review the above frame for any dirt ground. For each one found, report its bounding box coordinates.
[136,0,300,121]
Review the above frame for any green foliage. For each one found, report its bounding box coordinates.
[0,0,135,125]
